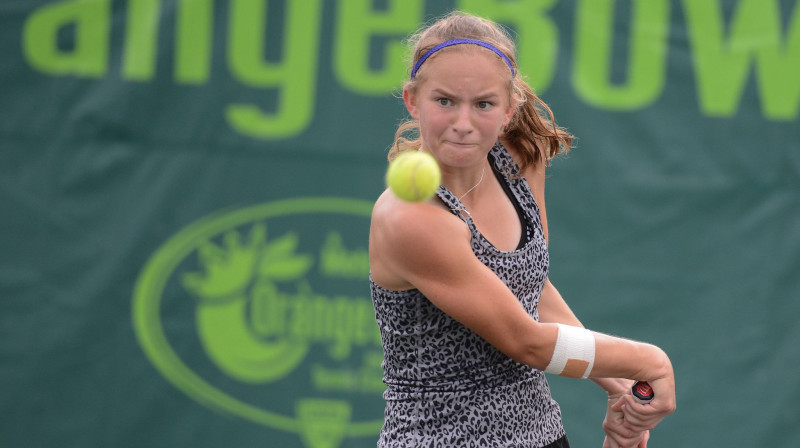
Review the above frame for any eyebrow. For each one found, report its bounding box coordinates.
[430,88,501,101]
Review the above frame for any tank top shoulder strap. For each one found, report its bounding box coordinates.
[488,141,522,178]
[488,141,544,227]
[435,184,478,227]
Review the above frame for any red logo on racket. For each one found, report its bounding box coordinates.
[635,383,653,396]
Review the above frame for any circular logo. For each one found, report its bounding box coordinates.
[132,198,383,448]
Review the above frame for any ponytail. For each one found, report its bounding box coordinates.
[505,79,573,172]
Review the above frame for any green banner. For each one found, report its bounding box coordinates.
[2,1,798,447]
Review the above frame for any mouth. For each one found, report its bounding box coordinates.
[445,141,478,148]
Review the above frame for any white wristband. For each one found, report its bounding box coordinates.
[544,324,596,378]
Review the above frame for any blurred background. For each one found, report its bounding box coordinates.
[2,0,798,447]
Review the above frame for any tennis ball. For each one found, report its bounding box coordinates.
[386,151,441,202]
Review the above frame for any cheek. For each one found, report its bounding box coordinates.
[483,114,507,135]
[420,110,448,132]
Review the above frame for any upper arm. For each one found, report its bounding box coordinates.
[510,146,574,325]
[370,196,554,368]
[538,279,582,326]
[503,140,549,243]
[523,159,578,325]
[525,153,549,244]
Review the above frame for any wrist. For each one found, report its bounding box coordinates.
[642,344,673,381]
[593,377,633,397]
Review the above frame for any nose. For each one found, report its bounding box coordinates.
[451,105,473,136]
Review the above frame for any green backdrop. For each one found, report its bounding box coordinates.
[2,0,798,447]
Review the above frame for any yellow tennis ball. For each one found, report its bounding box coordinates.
[386,151,441,202]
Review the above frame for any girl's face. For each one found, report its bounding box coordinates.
[404,48,515,169]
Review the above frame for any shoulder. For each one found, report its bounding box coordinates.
[371,189,451,234]
[500,138,546,187]
[369,189,471,290]
[370,189,468,249]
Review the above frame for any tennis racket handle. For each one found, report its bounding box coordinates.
[631,381,654,404]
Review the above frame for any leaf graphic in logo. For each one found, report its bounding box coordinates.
[297,399,352,448]
[182,223,266,302]
[258,231,314,280]
[183,223,313,383]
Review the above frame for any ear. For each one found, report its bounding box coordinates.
[403,87,419,120]
[503,98,518,129]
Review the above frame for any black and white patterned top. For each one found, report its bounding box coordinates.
[370,142,565,447]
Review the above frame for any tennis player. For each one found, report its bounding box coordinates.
[369,11,676,448]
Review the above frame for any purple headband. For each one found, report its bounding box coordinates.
[410,38,515,80]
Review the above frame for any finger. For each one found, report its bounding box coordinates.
[628,394,675,418]
[608,410,624,425]
[622,416,657,433]
[605,412,640,437]
[604,424,643,448]
[604,435,633,448]
[602,435,619,448]
[611,396,626,412]
[607,431,643,448]
[622,399,662,421]
[620,410,647,427]
[622,405,664,430]
[635,430,650,448]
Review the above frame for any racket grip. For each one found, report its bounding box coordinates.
[631,381,654,404]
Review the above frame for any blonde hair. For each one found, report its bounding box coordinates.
[391,11,572,171]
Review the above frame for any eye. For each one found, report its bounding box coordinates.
[477,101,493,110]
[437,98,452,106]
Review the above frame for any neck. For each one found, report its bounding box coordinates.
[446,164,487,205]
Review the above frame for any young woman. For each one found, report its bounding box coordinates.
[369,12,675,448]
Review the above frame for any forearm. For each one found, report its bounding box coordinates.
[539,322,671,382]
[592,377,633,397]
[591,332,672,382]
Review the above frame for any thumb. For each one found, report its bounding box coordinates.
[611,395,627,412]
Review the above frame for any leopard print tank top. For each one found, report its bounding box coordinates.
[370,142,565,447]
